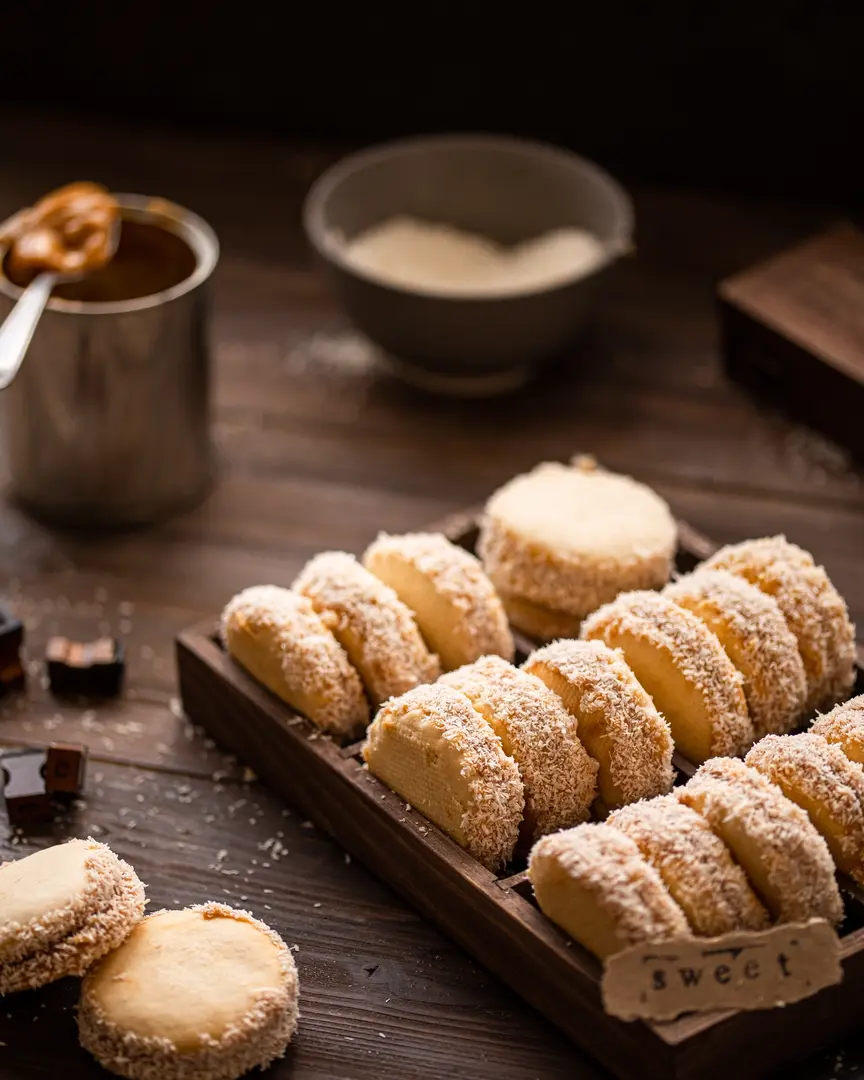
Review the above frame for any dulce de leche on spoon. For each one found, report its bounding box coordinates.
[0,182,120,285]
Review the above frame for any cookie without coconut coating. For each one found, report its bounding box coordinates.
[529,823,688,960]
[478,459,677,621]
[0,838,145,994]
[79,904,299,1080]
[811,695,864,765]
[294,551,439,706]
[221,584,368,738]
[679,757,843,925]
[581,590,753,762]
[705,536,856,715]
[524,638,673,814]
[498,593,584,643]
[665,568,807,738]
[440,655,598,843]
[746,732,864,886]
[363,683,524,871]
[363,531,514,671]
[608,795,769,936]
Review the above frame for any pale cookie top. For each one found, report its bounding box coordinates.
[364,531,513,660]
[529,823,688,944]
[0,839,119,962]
[483,461,676,561]
[83,905,296,1054]
[441,655,597,837]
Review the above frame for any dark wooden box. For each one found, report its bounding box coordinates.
[177,512,864,1080]
[719,222,864,463]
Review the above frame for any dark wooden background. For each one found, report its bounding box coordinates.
[1,6,862,199]
[1,105,863,1078]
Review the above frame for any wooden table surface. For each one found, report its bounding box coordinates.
[1,108,863,1080]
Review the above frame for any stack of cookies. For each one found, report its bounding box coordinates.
[222,532,515,738]
[221,457,857,879]
[530,694,864,961]
[477,456,678,640]
[0,840,299,1080]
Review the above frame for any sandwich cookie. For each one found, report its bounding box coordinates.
[477,459,677,637]
[79,904,299,1080]
[664,568,807,738]
[581,590,753,762]
[524,638,673,814]
[705,536,856,715]
[363,531,514,671]
[440,655,598,843]
[678,757,843,925]
[363,683,524,870]
[294,551,439,706]
[221,584,368,738]
[529,823,688,960]
[811,695,864,765]
[747,732,864,885]
[608,795,769,936]
[0,838,145,994]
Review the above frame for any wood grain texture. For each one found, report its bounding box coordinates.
[1,107,863,1079]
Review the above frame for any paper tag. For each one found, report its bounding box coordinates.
[602,919,841,1022]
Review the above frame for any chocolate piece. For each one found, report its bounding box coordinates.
[0,749,53,826]
[0,606,25,693]
[46,636,124,698]
[43,742,88,796]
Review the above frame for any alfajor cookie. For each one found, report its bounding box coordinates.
[811,695,864,765]
[608,795,769,936]
[679,757,843,925]
[363,683,524,870]
[664,568,807,738]
[524,638,674,814]
[529,823,688,960]
[705,536,856,715]
[294,551,439,706]
[79,903,298,1080]
[477,458,677,637]
[746,732,864,886]
[440,655,598,842]
[581,590,753,762]
[363,531,514,671]
[221,584,369,738]
[0,838,145,994]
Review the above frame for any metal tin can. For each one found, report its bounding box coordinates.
[0,194,219,527]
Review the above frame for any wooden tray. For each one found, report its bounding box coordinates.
[176,512,864,1080]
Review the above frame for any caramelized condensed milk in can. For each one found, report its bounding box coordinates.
[0,194,219,527]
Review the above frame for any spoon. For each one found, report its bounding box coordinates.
[0,218,120,391]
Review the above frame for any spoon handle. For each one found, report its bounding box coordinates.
[0,274,56,390]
